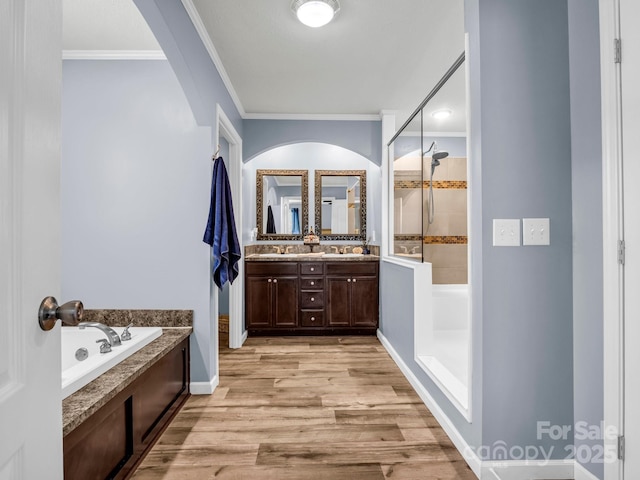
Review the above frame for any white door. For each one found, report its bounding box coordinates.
[0,1,63,478]
[621,0,640,477]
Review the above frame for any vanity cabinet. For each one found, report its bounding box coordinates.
[326,262,379,328]
[245,260,378,335]
[245,262,298,329]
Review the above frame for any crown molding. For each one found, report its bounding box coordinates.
[243,113,381,121]
[181,0,246,117]
[62,50,166,60]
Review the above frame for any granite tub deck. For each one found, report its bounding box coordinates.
[62,310,192,437]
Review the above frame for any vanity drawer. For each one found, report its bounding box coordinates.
[300,311,324,327]
[300,263,324,276]
[300,278,323,290]
[301,291,324,308]
[245,261,298,276]
[326,262,378,276]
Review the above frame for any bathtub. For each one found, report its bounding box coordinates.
[61,326,162,399]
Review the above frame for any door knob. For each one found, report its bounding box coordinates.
[38,296,84,331]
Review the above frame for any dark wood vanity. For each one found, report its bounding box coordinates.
[245,259,379,335]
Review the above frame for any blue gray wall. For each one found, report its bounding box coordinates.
[135,0,243,137]
[568,0,603,477]
[472,0,574,457]
[244,119,381,164]
[61,59,214,383]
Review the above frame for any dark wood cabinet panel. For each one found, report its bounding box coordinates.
[273,277,298,327]
[246,260,378,335]
[326,276,351,326]
[350,276,379,327]
[245,276,272,328]
[63,338,190,480]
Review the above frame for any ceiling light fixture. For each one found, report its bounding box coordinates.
[292,0,340,28]
[431,109,452,120]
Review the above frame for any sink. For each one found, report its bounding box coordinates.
[323,253,365,258]
[249,253,300,258]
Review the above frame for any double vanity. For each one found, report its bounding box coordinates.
[249,167,379,335]
[245,249,379,335]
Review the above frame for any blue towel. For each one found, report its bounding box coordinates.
[203,157,241,289]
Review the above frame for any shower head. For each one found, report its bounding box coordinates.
[432,151,449,162]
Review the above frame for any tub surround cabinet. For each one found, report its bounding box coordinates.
[63,336,189,479]
[245,259,379,335]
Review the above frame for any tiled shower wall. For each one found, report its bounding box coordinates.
[394,157,468,284]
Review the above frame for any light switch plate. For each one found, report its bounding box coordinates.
[493,219,521,246]
[523,218,550,245]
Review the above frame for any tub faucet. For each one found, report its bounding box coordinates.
[79,322,122,347]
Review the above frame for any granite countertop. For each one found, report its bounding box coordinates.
[245,254,380,262]
[62,327,191,437]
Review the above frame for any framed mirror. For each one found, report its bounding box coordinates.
[314,170,366,241]
[256,169,309,240]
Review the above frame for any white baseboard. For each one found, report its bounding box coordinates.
[574,461,601,480]
[377,330,586,480]
[190,374,219,395]
[377,330,482,478]
[483,460,574,479]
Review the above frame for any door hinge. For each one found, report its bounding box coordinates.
[615,38,622,63]
[618,435,625,460]
[618,240,626,265]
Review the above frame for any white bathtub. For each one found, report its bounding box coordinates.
[61,326,162,399]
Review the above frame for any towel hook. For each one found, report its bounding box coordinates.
[212,144,221,161]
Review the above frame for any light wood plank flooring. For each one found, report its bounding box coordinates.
[133,336,477,479]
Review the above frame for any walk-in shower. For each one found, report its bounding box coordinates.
[386,51,471,416]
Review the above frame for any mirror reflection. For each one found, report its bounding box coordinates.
[256,170,308,240]
[314,170,366,241]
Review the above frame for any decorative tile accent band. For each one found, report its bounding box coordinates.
[395,180,467,189]
[394,235,423,241]
[424,236,468,245]
[394,235,468,245]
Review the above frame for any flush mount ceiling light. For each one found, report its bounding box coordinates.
[292,0,340,28]
[431,109,452,120]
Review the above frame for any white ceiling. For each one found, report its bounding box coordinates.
[63,0,466,133]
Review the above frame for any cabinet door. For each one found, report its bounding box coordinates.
[246,276,272,328]
[350,276,379,327]
[273,276,298,327]
[326,276,351,326]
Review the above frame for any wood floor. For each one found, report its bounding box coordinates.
[132,336,477,480]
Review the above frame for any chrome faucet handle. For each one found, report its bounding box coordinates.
[285,246,295,254]
[121,323,133,341]
[331,246,340,254]
[273,246,282,254]
[96,338,112,354]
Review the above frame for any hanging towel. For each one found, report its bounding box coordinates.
[203,157,241,289]
[266,205,276,234]
[291,208,300,234]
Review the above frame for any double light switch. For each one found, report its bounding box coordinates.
[492,218,550,247]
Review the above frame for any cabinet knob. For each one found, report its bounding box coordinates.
[347,279,351,283]
[268,278,272,283]
[311,317,315,321]
[310,281,315,286]
[311,297,315,302]
[273,279,278,283]
[310,267,315,272]
[353,278,357,283]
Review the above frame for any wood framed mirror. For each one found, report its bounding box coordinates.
[256,169,309,241]
[314,170,366,241]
